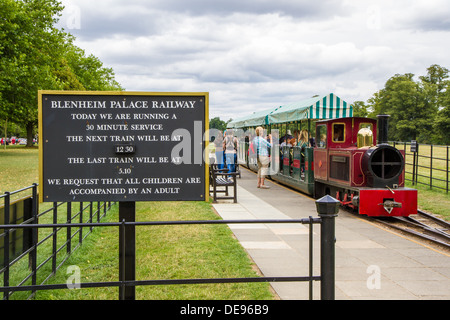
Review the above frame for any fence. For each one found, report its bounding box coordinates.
[1,185,339,301]
[0,184,114,300]
[392,141,450,193]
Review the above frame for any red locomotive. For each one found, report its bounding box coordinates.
[230,94,418,217]
[313,115,417,216]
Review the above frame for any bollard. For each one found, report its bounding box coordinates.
[316,195,339,300]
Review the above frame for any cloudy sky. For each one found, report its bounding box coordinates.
[57,0,450,121]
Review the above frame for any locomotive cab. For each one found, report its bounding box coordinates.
[314,117,378,184]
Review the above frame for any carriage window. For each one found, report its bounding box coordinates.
[332,124,345,142]
[316,125,327,148]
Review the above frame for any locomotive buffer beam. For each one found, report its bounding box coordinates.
[378,199,402,214]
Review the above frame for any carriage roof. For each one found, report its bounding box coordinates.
[228,93,353,128]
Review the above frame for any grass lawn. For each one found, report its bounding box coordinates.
[34,201,274,300]
[406,183,450,221]
[0,146,39,194]
[1,145,274,300]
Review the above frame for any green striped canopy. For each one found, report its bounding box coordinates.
[228,106,280,128]
[268,93,353,124]
[228,93,353,128]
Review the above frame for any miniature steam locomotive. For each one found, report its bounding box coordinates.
[233,113,417,217]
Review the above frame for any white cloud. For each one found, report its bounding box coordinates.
[58,0,450,120]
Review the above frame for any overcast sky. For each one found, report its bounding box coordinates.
[57,0,450,121]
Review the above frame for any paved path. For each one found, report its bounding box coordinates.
[212,167,450,300]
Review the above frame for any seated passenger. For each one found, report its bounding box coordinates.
[318,134,327,148]
[298,130,308,148]
[333,126,344,142]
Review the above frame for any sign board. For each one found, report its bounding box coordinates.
[410,140,418,153]
[38,91,209,203]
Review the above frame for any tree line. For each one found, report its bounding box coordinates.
[353,64,450,145]
[0,0,123,147]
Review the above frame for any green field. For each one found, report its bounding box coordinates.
[0,146,274,300]
[397,143,450,220]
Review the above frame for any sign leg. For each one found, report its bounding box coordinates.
[119,201,136,300]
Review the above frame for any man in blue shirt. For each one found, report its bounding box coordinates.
[253,126,273,189]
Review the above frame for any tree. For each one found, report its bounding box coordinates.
[419,64,449,104]
[209,117,229,132]
[0,0,123,146]
[63,42,124,91]
[419,64,449,144]
[1,0,70,145]
[434,81,450,144]
[366,72,437,142]
[352,101,370,118]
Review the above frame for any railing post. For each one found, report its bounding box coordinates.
[52,202,58,275]
[79,202,83,245]
[316,195,339,300]
[31,184,38,296]
[430,144,433,189]
[89,202,93,233]
[3,192,10,300]
[308,216,314,300]
[67,202,72,254]
[447,146,449,193]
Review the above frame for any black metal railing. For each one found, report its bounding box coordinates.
[1,185,338,300]
[392,141,450,192]
[0,184,114,300]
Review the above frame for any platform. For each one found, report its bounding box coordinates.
[212,167,450,300]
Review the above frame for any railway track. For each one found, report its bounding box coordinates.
[376,210,450,250]
[249,168,450,250]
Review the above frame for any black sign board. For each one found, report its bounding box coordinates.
[39,91,208,203]
[410,140,418,153]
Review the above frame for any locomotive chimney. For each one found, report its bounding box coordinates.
[377,114,390,145]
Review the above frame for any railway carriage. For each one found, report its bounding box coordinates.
[228,93,417,217]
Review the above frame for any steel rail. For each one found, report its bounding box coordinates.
[376,212,450,249]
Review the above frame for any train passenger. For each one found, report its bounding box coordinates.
[254,126,272,189]
[333,125,344,141]
[298,130,308,148]
[298,130,308,178]
[291,130,300,146]
[318,134,326,148]
[214,130,224,169]
[279,130,293,145]
[224,129,238,173]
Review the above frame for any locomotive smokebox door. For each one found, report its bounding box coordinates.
[362,145,404,188]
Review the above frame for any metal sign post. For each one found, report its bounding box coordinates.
[119,201,136,300]
[410,140,418,185]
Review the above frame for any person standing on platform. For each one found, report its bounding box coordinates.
[214,130,224,169]
[254,126,272,189]
[224,129,238,173]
